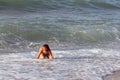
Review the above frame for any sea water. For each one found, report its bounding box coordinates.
[0,0,120,80]
[0,49,120,80]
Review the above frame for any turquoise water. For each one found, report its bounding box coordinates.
[0,0,120,80]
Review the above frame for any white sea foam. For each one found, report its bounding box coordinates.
[0,48,120,80]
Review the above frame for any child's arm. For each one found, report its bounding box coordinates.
[49,51,54,59]
[36,53,40,59]
[36,48,42,59]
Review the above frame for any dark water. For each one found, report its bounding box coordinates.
[0,0,120,10]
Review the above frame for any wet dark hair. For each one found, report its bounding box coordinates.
[42,44,51,51]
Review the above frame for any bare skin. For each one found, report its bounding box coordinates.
[36,44,53,59]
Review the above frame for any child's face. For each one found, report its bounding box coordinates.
[42,47,47,51]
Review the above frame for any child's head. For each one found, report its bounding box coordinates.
[42,44,50,51]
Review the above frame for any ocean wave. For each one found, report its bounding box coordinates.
[0,13,120,49]
[0,0,120,11]
[0,0,120,49]
[0,24,120,49]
